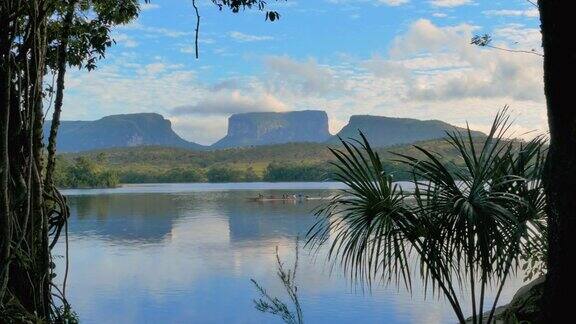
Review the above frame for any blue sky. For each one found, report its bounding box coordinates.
[63,0,544,145]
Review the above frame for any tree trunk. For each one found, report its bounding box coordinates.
[539,0,576,322]
[0,11,12,301]
[1,3,52,316]
[45,0,77,187]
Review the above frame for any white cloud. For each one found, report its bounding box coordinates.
[263,56,342,96]
[170,115,229,145]
[229,31,274,42]
[63,20,546,145]
[63,60,202,122]
[493,24,542,50]
[355,19,545,136]
[136,62,167,75]
[429,0,472,8]
[117,22,193,38]
[251,20,545,138]
[327,0,409,6]
[432,12,448,18]
[170,91,286,116]
[389,19,478,57]
[483,8,539,18]
[382,20,544,102]
[139,3,160,11]
[113,33,139,48]
[378,0,410,6]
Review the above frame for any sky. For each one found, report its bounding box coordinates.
[62,0,545,145]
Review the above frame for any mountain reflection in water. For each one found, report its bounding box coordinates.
[54,183,525,324]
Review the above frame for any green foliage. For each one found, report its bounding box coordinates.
[244,167,261,182]
[53,304,80,324]
[263,162,328,182]
[210,0,283,20]
[307,110,547,324]
[53,137,533,187]
[117,166,206,183]
[45,0,140,72]
[54,155,119,188]
[471,34,492,47]
[206,166,246,183]
[522,244,546,282]
[0,296,44,324]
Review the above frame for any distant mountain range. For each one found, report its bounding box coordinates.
[47,110,485,152]
[44,113,204,152]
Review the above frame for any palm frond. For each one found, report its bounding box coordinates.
[306,108,547,324]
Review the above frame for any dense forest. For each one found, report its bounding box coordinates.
[53,155,120,188]
[52,137,491,187]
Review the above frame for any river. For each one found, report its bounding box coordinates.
[53,182,526,323]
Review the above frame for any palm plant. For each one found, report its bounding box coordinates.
[306,110,546,324]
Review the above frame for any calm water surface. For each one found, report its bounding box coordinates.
[54,182,525,324]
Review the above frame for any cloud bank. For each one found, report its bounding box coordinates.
[62,19,545,145]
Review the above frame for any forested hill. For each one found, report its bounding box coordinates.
[54,138,489,187]
[44,113,205,152]
[62,139,473,166]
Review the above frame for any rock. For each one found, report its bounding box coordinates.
[465,276,545,324]
[328,115,485,148]
[502,276,545,323]
[212,110,330,148]
[44,113,205,152]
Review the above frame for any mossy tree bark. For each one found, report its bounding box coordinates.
[0,1,50,317]
[0,1,66,319]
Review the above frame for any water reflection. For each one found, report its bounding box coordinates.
[71,194,180,243]
[54,183,525,324]
[68,190,326,244]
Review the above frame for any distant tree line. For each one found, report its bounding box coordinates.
[53,155,119,188]
[263,162,329,182]
[53,156,324,187]
[53,154,427,188]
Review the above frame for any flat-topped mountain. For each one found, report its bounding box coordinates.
[45,111,485,153]
[44,113,204,152]
[329,115,485,147]
[212,110,331,148]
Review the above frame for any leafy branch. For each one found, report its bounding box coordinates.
[471,34,543,57]
[251,239,303,324]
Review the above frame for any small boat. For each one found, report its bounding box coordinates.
[247,197,295,202]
